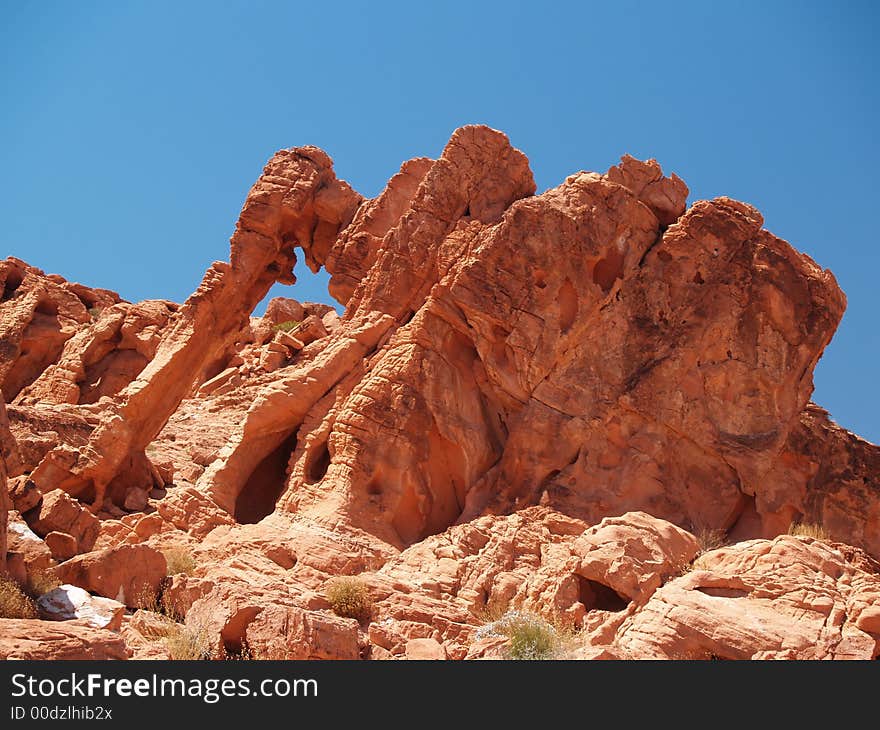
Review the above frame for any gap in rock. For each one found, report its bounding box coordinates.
[233,432,298,524]
[252,267,342,317]
[2,268,24,300]
[577,575,629,612]
[35,298,59,316]
[304,438,331,485]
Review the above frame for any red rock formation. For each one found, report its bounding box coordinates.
[0,394,22,576]
[2,125,878,661]
[16,299,177,406]
[0,258,119,402]
[28,147,361,510]
[577,532,880,660]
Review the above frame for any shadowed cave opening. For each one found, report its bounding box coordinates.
[305,439,331,484]
[35,298,59,316]
[577,575,629,612]
[2,268,23,300]
[233,432,298,524]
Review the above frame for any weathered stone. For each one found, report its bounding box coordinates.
[44,530,78,561]
[26,489,99,553]
[53,544,167,607]
[2,126,879,664]
[37,584,125,630]
[0,619,129,659]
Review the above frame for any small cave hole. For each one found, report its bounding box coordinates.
[305,439,332,485]
[400,309,415,326]
[592,248,625,293]
[462,204,471,218]
[558,278,578,334]
[75,292,97,309]
[693,270,705,284]
[233,432,297,524]
[202,354,231,383]
[2,269,24,301]
[577,576,629,612]
[35,299,59,316]
[366,479,382,496]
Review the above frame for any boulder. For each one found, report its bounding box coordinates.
[37,584,125,630]
[26,489,99,553]
[0,618,129,660]
[53,543,167,608]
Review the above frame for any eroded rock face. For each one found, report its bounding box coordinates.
[0,258,120,403]
[2,125,878,661]
[578,534,880,660]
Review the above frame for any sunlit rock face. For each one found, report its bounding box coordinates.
[2,125,877,660]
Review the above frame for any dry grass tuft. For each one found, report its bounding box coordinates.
[163,546,196,576]
[788,522,830,540]
[695,528,727,555]
[166,621,213,660]
[0,577,38,619]
[325,576,372,621]
[25,569,61,598]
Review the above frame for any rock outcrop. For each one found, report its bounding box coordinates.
[2,125,878,661]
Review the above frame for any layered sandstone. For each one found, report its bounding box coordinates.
[1,125,878,661]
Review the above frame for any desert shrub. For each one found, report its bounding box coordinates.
[163,547,196,576]
[677,528,728,574]
[25,569,61,598]
[476,609,564,660]
[325,576,372,621]
[695,528,726,554]
[272,320,301,333]
[788,522,830,540]
[88,307,102,320]
[221,640,257,661]
[166,622,213,660]
[0,577,38,619]
[134,584,185,622]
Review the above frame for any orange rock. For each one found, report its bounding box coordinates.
[579,534,880,660]
[6,511,54,580]
[3,126,880,663]
[26,489,99,553]
[405,637,447,660]
[0,393,21,575]
[44,530,78,561]
[0,257,119,403]
[0,619,129,659]
[16,300,176,407]
[574,512,699,605]
[53,543,167,607]
[8,475,40,513]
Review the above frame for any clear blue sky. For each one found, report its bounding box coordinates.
[2,1,878,442]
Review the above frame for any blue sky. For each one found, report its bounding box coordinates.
[1,1,878,442]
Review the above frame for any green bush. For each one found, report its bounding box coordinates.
[476,609,563,660]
